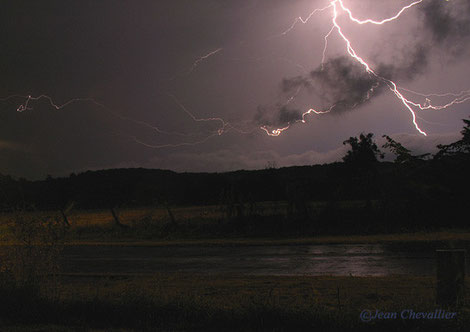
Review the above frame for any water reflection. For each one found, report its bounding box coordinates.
[61,244,470,276]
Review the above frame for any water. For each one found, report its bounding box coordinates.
[60,243,470,276]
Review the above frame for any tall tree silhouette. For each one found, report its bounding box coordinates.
[343,133,384,166]
[435,117,470,159]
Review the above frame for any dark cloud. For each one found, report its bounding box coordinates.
[254,106,271,126]
[256,41,431,128]
[256,57,385,127]
[390,45,429,80]
[281,76,311,94]
[308,57,385,113]
[254,0,470,130]
[421,0,455,42]
[420,0,470,54]
[255,105,302,127]
[278,107,303,124]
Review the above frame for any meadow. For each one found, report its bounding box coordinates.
[1,203,470,245]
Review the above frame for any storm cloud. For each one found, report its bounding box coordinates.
[421,0,470,42]
[254,0,470,130]
[420,0,470,56]
[255,105,303,127]
[256,46,430,128]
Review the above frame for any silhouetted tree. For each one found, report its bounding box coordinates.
[435,117,470,159]
[110,206,129,229]
[265,161,277,170]
[382,135,429,163]
[343,133,384,166]
[59,201,75,228]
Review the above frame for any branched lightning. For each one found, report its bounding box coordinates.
[2,0,470,149]
[0,47,235,148]
[166,93,228,136]
[338,0,424,25]
[400,87,470,98]
[0,94,98,113]
[1,89,258,148]
[269,3,333,39]
[1,93,236,148]
[166,93,257,137]
[262,0,470,137]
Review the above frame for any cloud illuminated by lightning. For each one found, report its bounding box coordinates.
[2,0,470,149]
[262,0,470,137]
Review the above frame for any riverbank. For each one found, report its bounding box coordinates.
[1,274,469,331]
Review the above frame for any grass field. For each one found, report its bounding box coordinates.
[1,205,470,246]
[0,200,381,231]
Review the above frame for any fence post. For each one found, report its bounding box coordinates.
[436,249,466,307]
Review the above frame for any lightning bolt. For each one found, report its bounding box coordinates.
[0,47,234,149]
[188,48,223,73]
[2,0,469,148]
[0,93,237,148]
[166,93,228,136]
[1,89,260,149]
[166,47,224,81]
[262,0,470,137]
[269,3,334,39]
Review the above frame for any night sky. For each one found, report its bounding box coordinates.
[1,0,469,179]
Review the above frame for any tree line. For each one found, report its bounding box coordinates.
[0,118,468,234]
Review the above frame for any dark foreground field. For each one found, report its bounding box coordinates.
[1,274,469,331]
[1,208,469,331]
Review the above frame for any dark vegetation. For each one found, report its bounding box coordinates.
[1,118,470,238]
